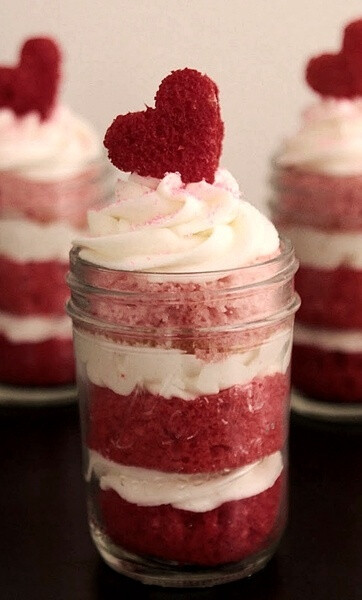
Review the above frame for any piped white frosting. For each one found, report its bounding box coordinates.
[294,322,362,353]
[75,169,279,273]
[277,98,362,176]
[0,311,72,343]
[0,218,84,262]
[74,328,292,401]
[87,449,283,512]
[0,105,100,180]
[280,224,362,270]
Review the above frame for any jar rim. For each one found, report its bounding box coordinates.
[68,235,298,297]
[67,235,300,334]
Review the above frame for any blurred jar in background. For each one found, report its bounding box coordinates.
[271,99,362,420]
[270,18,362,421]
[0,36,114,405]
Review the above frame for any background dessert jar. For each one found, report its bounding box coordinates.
[0,37,113,405]
[67,69,300,587]
[270,18,362,420]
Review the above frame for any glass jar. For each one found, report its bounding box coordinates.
[270,162,362,421]
[67,239,299,587]
[0,157,114,405]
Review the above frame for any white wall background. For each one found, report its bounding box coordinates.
[1,0,361,210]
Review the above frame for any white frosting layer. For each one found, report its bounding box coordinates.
[0,218,84,262]
[294,323,362,353]
[74,328,292,400]
[0,105,100,180]
[277,98,362,176]
[280,224,362,270]
[87,450,283,512]
[0,311,72,343]
[75,169,279,273]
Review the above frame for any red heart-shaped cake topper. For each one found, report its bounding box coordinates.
[306,53,355,98]
[306,18,362,98]
[104,68,224,184]
[0,37,61,120]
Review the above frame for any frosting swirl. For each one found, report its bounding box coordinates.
[0,104,100,180]
[75,169,279,273]
[277,98,362,176]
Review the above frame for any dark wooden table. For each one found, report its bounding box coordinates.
[1,404,361,600]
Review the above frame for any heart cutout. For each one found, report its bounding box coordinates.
[103,68,224,184]
[306,53,355,98]
[0,37,61,120]
[305,18,362,98]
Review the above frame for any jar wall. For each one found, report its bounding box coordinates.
[68,247,299,586]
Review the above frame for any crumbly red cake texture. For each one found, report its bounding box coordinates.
[97,474,283,566]
[0,37,61,120]
[295,266,362,329]
[272,167,362,229]
[88,373,288,474]
[0,257,69,315]
[0,334,74,385]
[292,343,362,403]
[305,18,362,98]
[104,68,224,184]
[0,168,102,227]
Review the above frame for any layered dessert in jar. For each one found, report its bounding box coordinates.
[0,37,107,399]
[67,68,299,586]
[271,18,362,417]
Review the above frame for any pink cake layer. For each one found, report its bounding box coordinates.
[272,167,362,229]
[78,265,294,357]
[88,373,288,474]
[0,257,69,315]
[292,344,362,404]
[0,334,75,385]
[86,264,286,330]
[98,474,283,566]
[295,266,362,329]
[0,167,103,227]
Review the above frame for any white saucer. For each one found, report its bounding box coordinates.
[0,383,78,407]
[291,388,362,422]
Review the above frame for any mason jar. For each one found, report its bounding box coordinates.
[270,162,362,420]
[67,238,299,587]
[0,157,114,405]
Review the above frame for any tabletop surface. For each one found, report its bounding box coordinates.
[1,403,361,600]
